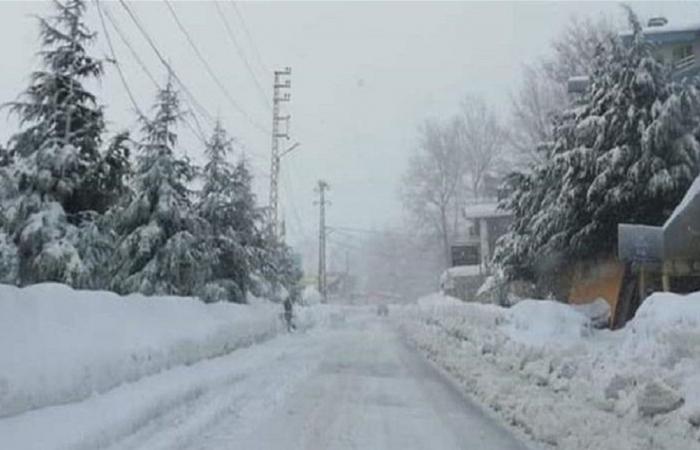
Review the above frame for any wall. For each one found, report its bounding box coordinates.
[568,257,626,321]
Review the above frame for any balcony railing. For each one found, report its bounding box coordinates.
[674,54,696,72]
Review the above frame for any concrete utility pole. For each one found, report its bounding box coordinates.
[269,67,292,239]
[315,180,330,302]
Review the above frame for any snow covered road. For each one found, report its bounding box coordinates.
[130,312,530,450]
[191,315,531,450]
[2,308,531,450]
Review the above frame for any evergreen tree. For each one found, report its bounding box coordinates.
[1,0,116,286]
[197,122,257,303]
[496,8,700,285]
[8,0,104,213]
[111,78,208,296]
[252,238,303,303]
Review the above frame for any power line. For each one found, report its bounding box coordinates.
[214,1,270,111]
[163,0,270,135]
[94,0,144,120]
[101,2,208,146]
[228,1,270,76]
[117,0,216,128]
[101,4,159,90]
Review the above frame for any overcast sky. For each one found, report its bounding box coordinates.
[1,1,699,258]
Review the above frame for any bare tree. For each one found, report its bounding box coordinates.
[400,120,463,267]
[355,227,443,301]
[542,15,615,85]
[454,95,508,199]
[509,16,615,166]
[509,64,566,165]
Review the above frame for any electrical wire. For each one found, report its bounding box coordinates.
[117,0,216,127]
[164,0,271,135]
[101,4,159,90]
[228,1,270,76]
[94,0,145,120]
[100,1,208,146]
[214,1,270,110]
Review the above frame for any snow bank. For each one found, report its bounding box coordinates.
[0,283,327,419]
[400,292,700,449]
[504,299,591,347]
[416,292,463,309]
[301,285,322,305]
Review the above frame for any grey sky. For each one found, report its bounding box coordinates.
[1,1,699,256]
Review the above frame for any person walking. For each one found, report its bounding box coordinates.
[283,296,295,332]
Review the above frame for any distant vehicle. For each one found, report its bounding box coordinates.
[377,304,389,316]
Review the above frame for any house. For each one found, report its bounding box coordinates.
[568,18,700,94]
[621,18,700,81]
[442,199,512,301]
[565,175,700,328]
[613,177,700,326]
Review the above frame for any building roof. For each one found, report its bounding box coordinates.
[463,202,511,219]
[620,22,700,45]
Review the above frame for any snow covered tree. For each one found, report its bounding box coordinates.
[496,8,700,285]
[8,0,105,213]
[253,239,303,303]
[197,122,257,303]
[111,78,209,296]
[0,0,120,286]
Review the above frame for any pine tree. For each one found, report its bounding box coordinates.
[8,0,104,212]
[111,78,208,296]
[197,122,256,303]
[496,8,700,285]
[1,0,114,286]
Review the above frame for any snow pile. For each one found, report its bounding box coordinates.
[416,292,463,309]
[300,285,322,305]
[504,299,592,347]
[0,283,328,419]
[400,292,700,449]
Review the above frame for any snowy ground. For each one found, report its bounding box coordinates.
[0,283,337,420]
[398,292,700,450]
[0,287,531,450]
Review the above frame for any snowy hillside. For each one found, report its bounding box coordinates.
[0,283,329,419]
[400,293,700,449]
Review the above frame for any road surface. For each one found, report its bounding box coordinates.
[4,309,532,450]
[113,311,530,450]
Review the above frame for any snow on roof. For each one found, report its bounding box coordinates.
[620,21,700,44]
[664,175,700,227]
[463,202,511,219]
[641,22,700,35]
[445,264,483,278]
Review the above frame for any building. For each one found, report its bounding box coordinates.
[621,18,700,81]
[564,19,700,327]
[442,200,512,301]
[568,18,700,94]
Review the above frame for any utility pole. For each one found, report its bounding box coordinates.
[269,67,292,239]
[315,180,330,302]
